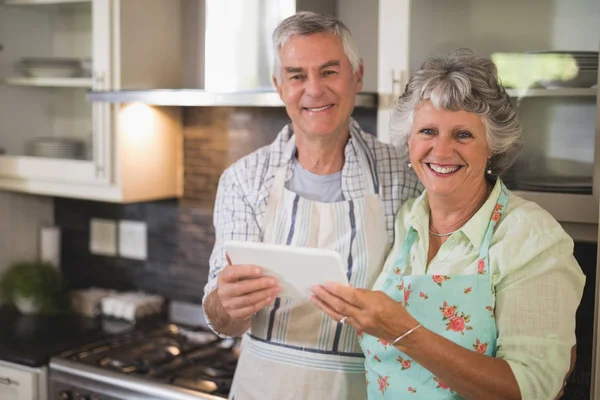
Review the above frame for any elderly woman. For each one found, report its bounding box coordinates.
[310,49,585,400]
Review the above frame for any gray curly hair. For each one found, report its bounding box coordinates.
[390,49,522,177]
[272,11,361,83]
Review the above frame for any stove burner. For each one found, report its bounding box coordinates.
[172,377,220,393]
[99,357,141,374]
[199,366,234,378]
[53,324,238,397]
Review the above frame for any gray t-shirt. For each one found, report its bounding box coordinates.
[285,157,344,203]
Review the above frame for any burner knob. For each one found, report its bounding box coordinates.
[58,391,72,400]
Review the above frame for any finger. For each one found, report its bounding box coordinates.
[225,286,281,309]
[311,285,361,318]
[219,264,263,283]
[309,293,344,322]
[229,295,277,320]
[323,282,365,308]
[220,276,278,298]
[225,252,232,266]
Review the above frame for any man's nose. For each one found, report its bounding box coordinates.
[304,75,325,98]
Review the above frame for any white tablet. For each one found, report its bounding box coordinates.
[225,240,349,299]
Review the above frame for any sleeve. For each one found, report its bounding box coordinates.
[493,224,586,400]
[202,164,263,335]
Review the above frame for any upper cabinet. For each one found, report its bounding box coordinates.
[0,0,183,202]
[378,0,600,241]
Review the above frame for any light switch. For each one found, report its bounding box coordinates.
[119,220,147,260]
[90,218,117,256]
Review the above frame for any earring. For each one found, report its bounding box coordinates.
[486,158,492,175]
[407,161,412,168]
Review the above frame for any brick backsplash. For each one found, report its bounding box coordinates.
[55,107,376,303]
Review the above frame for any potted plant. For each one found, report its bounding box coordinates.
[0,261,64,315]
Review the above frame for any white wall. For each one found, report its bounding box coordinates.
[336,0,379,92]
[0,191,53,279]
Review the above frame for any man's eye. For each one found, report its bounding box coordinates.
[323,70,337,76]
[290,75,304,80]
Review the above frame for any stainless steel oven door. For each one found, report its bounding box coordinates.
[49,359,225,400]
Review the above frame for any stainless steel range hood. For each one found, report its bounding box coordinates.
[87,89,377,107]
[87,0,377,108]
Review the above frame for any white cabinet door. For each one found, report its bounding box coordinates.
[376,0,410,144]
[0,363,37,400]
[0,0,111,187]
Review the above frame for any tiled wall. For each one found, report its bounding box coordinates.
[55,107,377,303]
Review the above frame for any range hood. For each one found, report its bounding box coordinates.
[87,0,377,108]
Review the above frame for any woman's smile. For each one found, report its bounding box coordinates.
[425,162,463,176]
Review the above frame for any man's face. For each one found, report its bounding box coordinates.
[274,33,363,141]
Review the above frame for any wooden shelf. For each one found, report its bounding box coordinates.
[3,77,92,88]
[506,88,597,98]
[512,190,598,224]
[2,0,90,5]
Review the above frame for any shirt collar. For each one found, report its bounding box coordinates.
[408,179,503,250]
[269,118,362,169]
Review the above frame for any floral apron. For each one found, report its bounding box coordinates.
[359,183,509,399]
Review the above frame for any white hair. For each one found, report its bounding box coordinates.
[272,11,361,83]
[390,49,523,177]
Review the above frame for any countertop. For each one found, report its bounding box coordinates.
[0,306,110,368]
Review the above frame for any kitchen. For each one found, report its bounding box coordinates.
[0,0,598,399]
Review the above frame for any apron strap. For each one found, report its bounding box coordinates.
[261,138,295,242]
[477,182,510,273]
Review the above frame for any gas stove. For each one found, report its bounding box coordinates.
[49,324,238,400]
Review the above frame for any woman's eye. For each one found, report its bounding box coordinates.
[456,131,473,139]
[420,128,435,135]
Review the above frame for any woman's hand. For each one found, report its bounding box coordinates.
[310,282,418,341]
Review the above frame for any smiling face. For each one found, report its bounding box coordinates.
[273,33,363,141]
[408,101,491,198]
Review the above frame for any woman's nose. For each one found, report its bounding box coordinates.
[431,136,455,157]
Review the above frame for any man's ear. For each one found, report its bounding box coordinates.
[356,61,364,91]
[273,75,283,99]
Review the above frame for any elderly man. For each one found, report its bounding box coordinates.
[203,11,421,400]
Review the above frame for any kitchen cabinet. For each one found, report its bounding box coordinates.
[0,0,183,202]
[377,0,600,242]
[0,361,46,400]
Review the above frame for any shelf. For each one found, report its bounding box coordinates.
[86,90,378,108]
[559,222,598,243]
[2,0,90,5]
[506,88,597,98]
[3,77,92,88]
[512,190,598,224]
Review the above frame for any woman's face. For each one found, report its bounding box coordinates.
[408,101,491,198]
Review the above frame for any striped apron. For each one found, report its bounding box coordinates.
[230,133,390,400]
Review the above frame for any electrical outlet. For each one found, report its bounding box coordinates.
[119,220,147,260]
[90,218,117,256]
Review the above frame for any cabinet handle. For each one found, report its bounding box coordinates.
[93,71,105,90]
[0,377,18,386]
[391,69,408,97]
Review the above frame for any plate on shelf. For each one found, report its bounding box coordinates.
[26,137,84,159]
[16,57,89,78]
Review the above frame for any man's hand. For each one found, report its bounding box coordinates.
[217,264,281,320]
